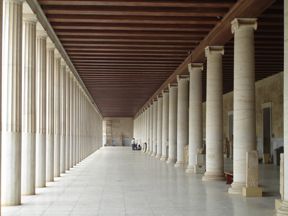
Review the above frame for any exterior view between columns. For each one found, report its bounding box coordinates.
[35,23,47,188]
[228,18,259,195]
[277,1,288,214]
[167,83,178,164]
[186,63,203,174]
[160,89,169,161]
[2,0,23,206]
[156,95,163,158]
[202,46,225,181]
[46,38,55,183]
[21,6,37,196]
[175,75,189,168]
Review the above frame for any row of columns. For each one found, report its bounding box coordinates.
[1,0,103,206]
[134,17,258,196]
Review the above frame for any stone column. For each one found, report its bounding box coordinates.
[167,84,178,164]
[60,60,66,173]
[21,11,37,195]
[148,105,152,154]
[156,95,163,158]
[229,18,258,193]
[161,90,169,161]
[152,99,158,156]
[149,103,153,155]
[35,25,47,188]
[186,63,203,173]
[277,2,288,214]
[2,0,23,205]
[69,75,74,168]
[53,51,61,177]
[202,46,224,181]
[65,68,71,171]
[46,39,55,182]
[175,76,189,168]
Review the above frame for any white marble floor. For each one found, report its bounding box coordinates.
[3,147,280,216]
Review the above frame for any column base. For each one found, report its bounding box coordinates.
[276,200,288,215]
[151,152,156,157]
[242,186,262,197]
[160,156,167,161]
[202,172,224,181]
[228,182,245,195]
[166,158,176,164]
[156,154,161,159]
[185,165,194,174]
[174,161,184,168]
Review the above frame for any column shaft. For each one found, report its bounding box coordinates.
[2,0,23,205]
[175,76,189,167]
[156,96,163,158]
[53,53,61,177]
[167,84,177,164]
[35,27,47,188]
[65,70,71,170]
[46,40,55,182]
[21,13,37,195]
[60,62,66,173]
[203,46,224,181]
[160,90,169,161]
[152,100,158,156]
[186,63,203,173]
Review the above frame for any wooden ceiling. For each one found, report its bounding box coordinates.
[39,0,282,117]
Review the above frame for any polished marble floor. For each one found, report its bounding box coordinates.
[3,146,280,216]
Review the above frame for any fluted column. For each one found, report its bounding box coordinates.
[229,18,258,194]
[46,39,55,182]
[147,105,152,154]
[21,11,37,195]
[65,68,71,171]
[175,76,189,168]
[69,74,74,168]
[149,103,153,155]
[277,3,288,214]
[53,51,61,177]
[156,95,163,158]
[167,84,177,164]
[35,25,47,188]
[186,63,203,173]
[152,100,158,156]
[160,90,169,161]
[73,78,77,166]
[2,0,23,205]
[202,46,225,181]
[60,60,66,173]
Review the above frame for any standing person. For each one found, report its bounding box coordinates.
[131,138,136,150]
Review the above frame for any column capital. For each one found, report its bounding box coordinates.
[60,58,66,66]
[188,63,204,73]
[177,75,189,82]
[205,46,224,57]
[36,23,47,39]
[168,83,178,89]
[6,0,25,4]
[162,88,169,94]
[231,18,257,34]
[157,93,163,99]
[23,13,37,23]
[55,50,61,59]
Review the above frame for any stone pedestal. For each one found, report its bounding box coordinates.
[194,153,206,174]
[186,63,203,173]
[242,151,262,197]
[202,46,225,181]
[21,11,37,195]
[229,18,258,194]
[175,76,189,168]
[167,84,177,164]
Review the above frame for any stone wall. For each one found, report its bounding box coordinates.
[103,117,134,146]
[201,72,283,159]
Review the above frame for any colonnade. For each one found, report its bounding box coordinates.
[134,17,259,196]
[1,0,103,207]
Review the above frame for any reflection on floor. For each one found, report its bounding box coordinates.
[3,147,280,216]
